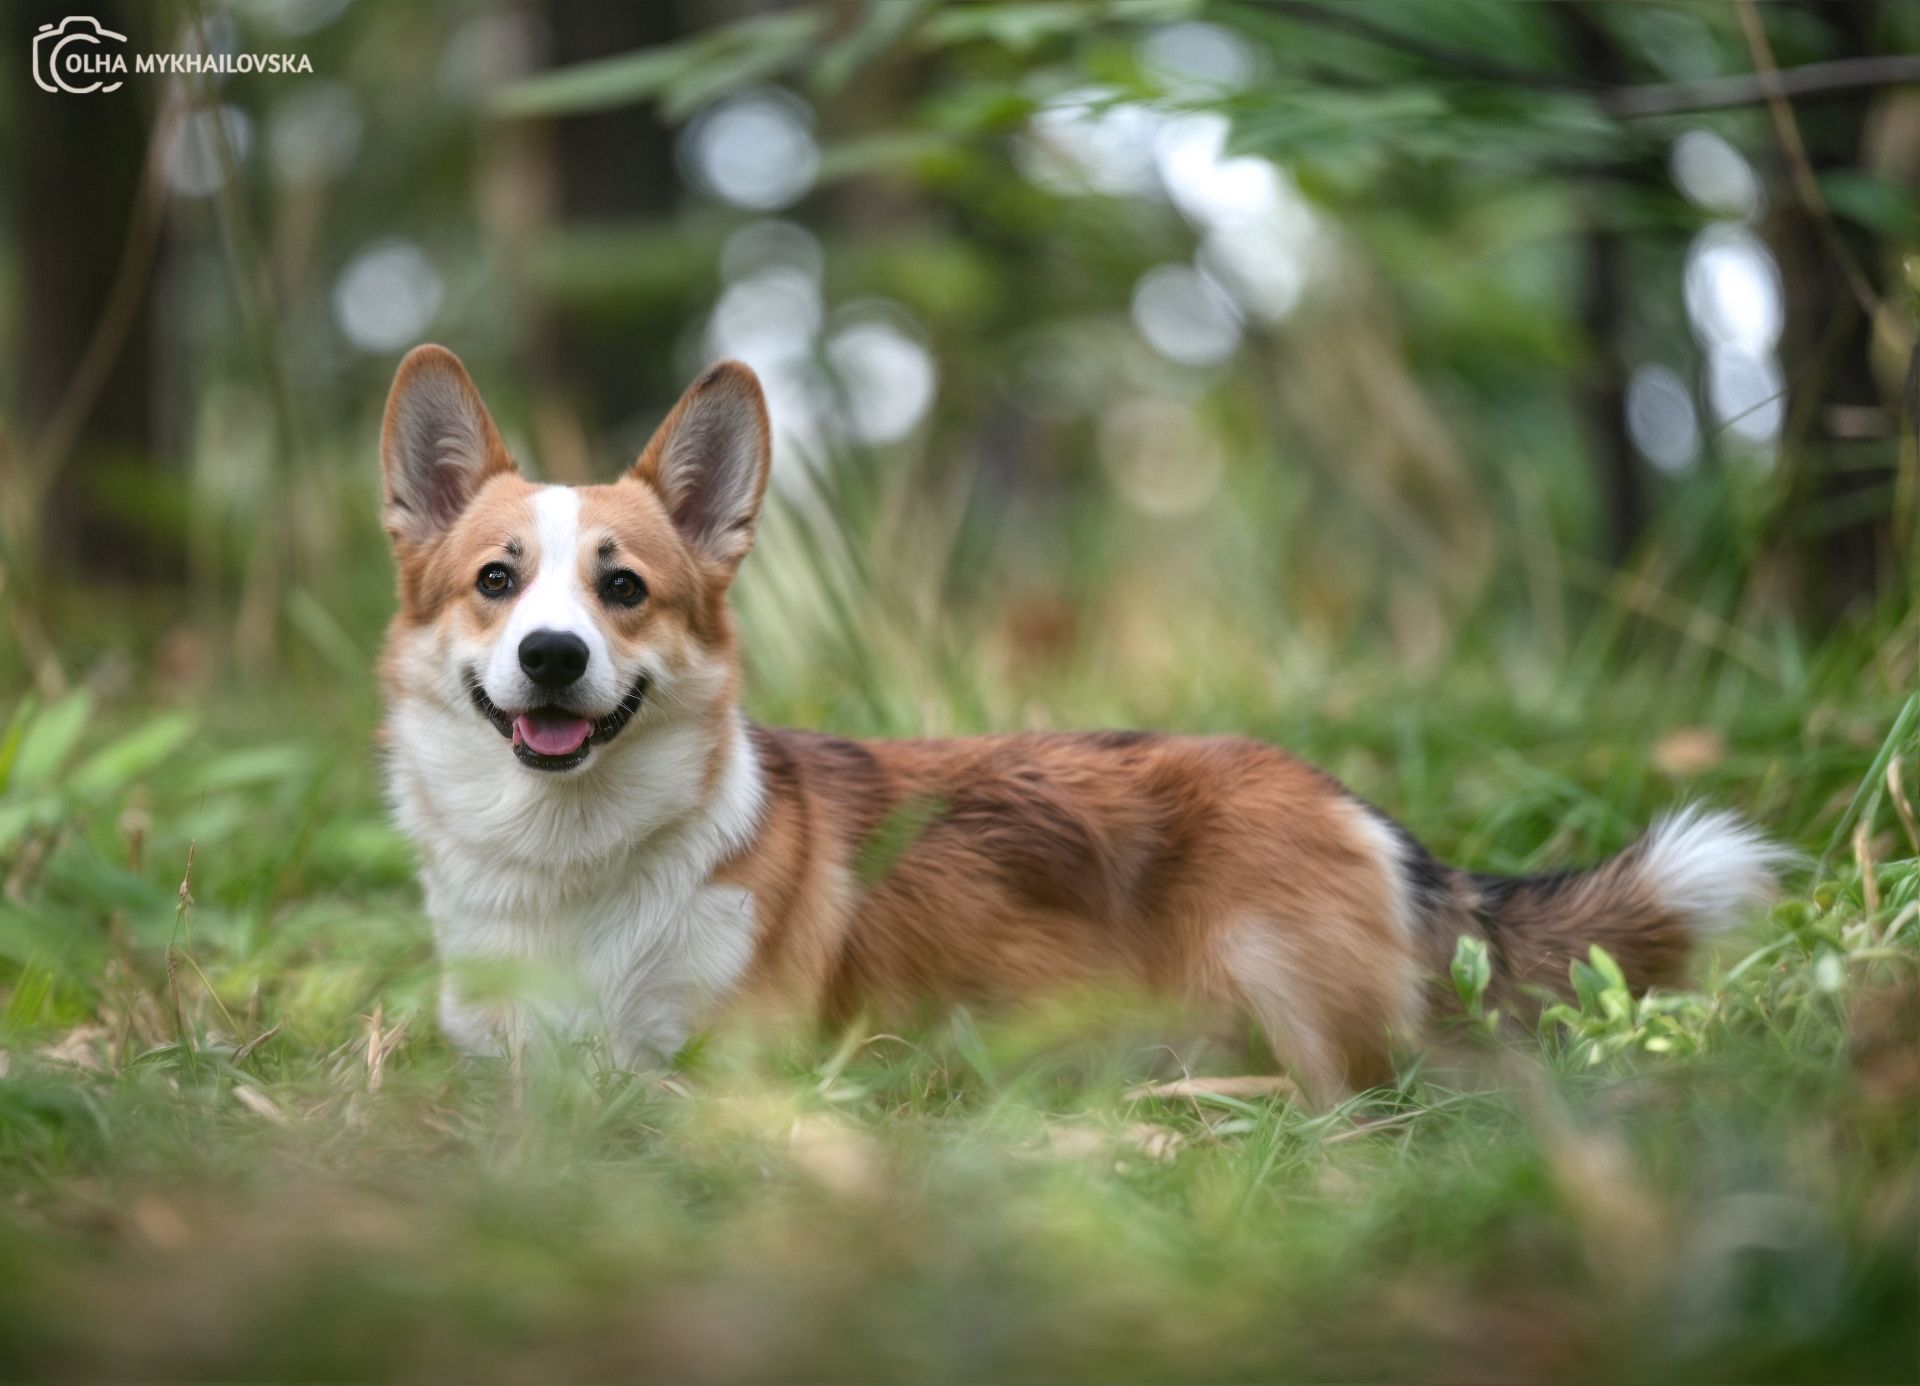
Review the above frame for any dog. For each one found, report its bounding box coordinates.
[378,345,1781,1101]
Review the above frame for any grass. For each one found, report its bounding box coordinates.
[0,569,1915,1382]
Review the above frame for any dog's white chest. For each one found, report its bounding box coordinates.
[427,860,757,1064]
[388,714,766,1065]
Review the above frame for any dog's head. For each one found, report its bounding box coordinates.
[379,346,770,775]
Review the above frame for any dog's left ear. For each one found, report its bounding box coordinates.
[380,345,517,548]
[631,361,771,574]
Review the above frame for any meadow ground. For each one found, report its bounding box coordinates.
[0,600,1914,1382]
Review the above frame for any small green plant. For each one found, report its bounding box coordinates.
[1538,942,1710,1064]
[1448,932,1497,1034]
[0,694,192,859]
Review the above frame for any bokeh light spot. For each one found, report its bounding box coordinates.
[268,83,363,185]
[1707,348,1785,446]
[167,106,253,199]
[1626,364,1701,473]
[333,240,445,353]
[1139,22,1257,98]
[1670,130,1761,220]
[1131,265,1241,367]
[720,219,825,286]
[826,306,938,446]
[1684,225,1783,356]
[683,91,819,211]
[1017,88,1163,197]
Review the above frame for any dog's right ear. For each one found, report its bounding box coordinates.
[380,345,516,547]
[629,361,771,575]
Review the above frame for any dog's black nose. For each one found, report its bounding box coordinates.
[518,629,589,690]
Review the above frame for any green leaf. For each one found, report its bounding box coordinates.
[0,794,58,857]
[815,132,962,184]
[1570,958,1605,1016]
[947,1007,997,1088]
[1817,694,1918,876]
[0,701,32,793]
[810,0,938,95]
[1449,934,1491,1015]
[286,591,364,681]
[1,955,54,1036]
[68,715,195,799]
[1587,945,1627,994]
[489,12,826,122]
[922,3,1099,53]
[491,44,690,120]
[180,745,318,793]
[1229,85,1451,160]
[9,694,93,794]
[1820,171,1920,244]
[1538,1002,1583,1033]
[852,793,947,887]
[44,836,175,918]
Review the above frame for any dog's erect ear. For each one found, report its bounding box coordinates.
[380,345,516,547]
[630,361,772,573]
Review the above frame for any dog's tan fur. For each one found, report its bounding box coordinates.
[378,347,1782,1099]
[715,729,1426,1095]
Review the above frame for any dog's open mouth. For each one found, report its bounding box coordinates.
[468,673,647,772]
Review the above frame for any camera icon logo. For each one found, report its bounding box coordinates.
[32,15,129,95]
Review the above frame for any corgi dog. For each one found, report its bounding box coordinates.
[378,345,1781,1101]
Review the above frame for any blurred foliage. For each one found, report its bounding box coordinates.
[2,0,1915,704]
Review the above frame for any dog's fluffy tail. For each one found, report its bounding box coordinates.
[1454,807,1786,1004]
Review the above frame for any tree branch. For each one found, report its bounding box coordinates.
[1600,53,1920,118]
[1257,2,1920,119]
[1733,0,1882,324]
[1258,2,1591,93]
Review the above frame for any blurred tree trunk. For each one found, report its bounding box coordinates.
[1558,4,1646,564]
[11,0,167,580]
[1764,0,1893,619]
[541,0,684,460]
[1574,206,1644,564]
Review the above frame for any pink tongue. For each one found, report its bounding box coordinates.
[512,712,593,757]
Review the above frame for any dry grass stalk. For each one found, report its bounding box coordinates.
[1126,1074,1301,1104]
[232,1085,288,1125]
[1887,757,1919,856]
[232,1023,283,1067]
[1855,819,1880,924]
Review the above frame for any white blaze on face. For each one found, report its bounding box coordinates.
[481,486,619,712]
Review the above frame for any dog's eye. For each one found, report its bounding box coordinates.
[602,570,646,607]
[476,563,515,597]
